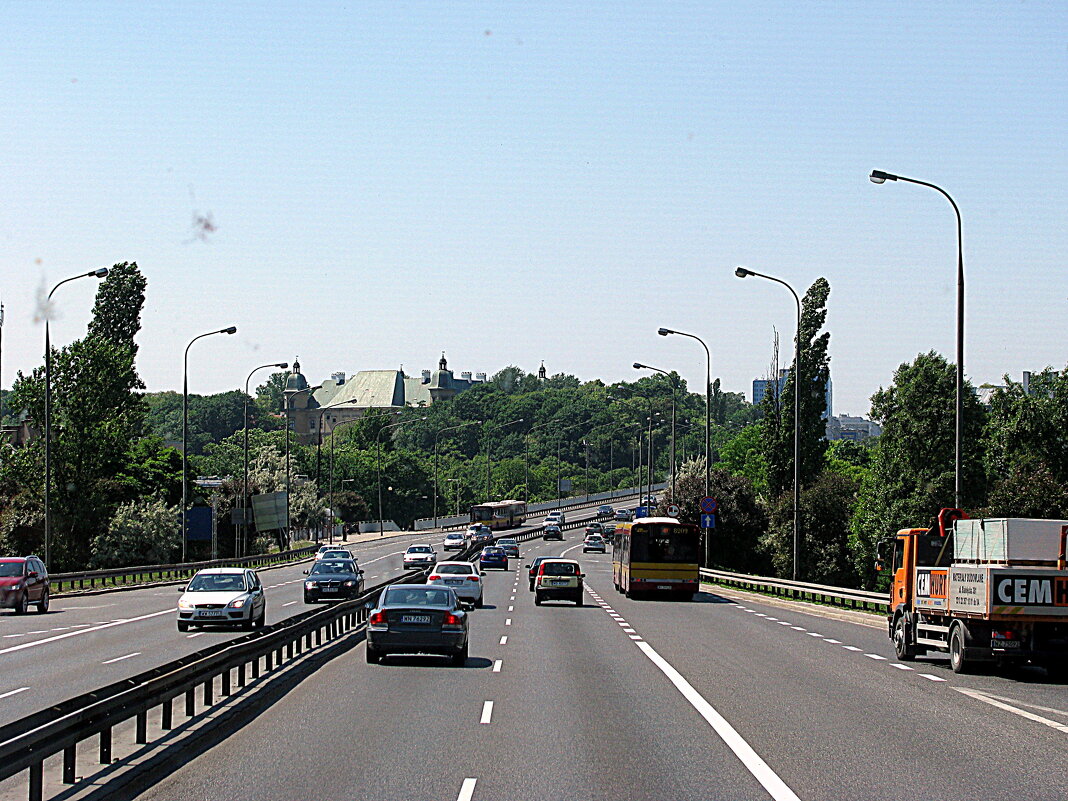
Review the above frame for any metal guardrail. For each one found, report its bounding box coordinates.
[700,568,888,614]
[0,545,477,801]
[49,546,318,594]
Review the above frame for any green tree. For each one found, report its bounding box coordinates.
[91,498,180,568]
[86,261,146,352]
[255,372,289,415]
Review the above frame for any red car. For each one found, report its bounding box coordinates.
[0,556,50,614]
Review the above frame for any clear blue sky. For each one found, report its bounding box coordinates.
[2,1,1065,415]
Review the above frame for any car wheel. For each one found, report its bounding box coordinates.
[255,608,266,628]
[242,615,255,631]
[177,620,189,632]
[575,595,583,607]
[366,644,381,664]
[14,592,28,615]
[475,594,484,609]
[36,589,49,614]
[534,592,543,606]
[451,641,469,667]
[304,594,313,604]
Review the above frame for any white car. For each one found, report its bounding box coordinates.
[177,567,265,631]
[544,511,566,525]
[427,561,485,607]
[442,532,466,551]
[582,535,606,554]
[402,544,438,569]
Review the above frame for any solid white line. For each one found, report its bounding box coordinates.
[102,652,142,664]
[480,701,494,724]
[954,688,1068,734]
[499,636,508,645]
[0,609,173,656]
[918,673,946,682]
[0,687,30,700]
[493,660,502,673]
[457,777,478,801]
[635,641,802,801]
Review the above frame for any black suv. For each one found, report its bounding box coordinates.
[0,556,50,614]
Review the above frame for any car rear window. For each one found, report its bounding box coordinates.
[541,562,578,576]
[408,546,432,553]
[483,548,504,556]
[437,564,474,575]
[383,587,452,606]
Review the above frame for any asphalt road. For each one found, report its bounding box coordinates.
[0,502,609,719]
[128,537,1067,801]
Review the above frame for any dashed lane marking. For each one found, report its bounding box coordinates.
[480,701,494,724]
[918,673,946,682]
[457,778,478,801]
[505,619,512,626]
[499,636,508,645]
[842,645,862,652]
[0,687,30,700]
[0,609,173,657]
[891,664,914,671]
[102,652,141,664]
[865,653,888,661]
[493,660,502,673]
[186,632,204,639]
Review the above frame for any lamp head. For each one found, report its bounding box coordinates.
[869,170,895,184]
[657,327,673,337]
[734,266,753,278]
[632,362,644,370]
[91,267,109,278]
[222,326,237,335]
[276,362,289,369]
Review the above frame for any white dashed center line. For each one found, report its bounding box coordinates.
[499,636,508,645]
[102,652,141,664]
[493,660,502,673]
[457,778,477,801]
[480,701,494,724]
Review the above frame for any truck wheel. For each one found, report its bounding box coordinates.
[949,625,971,674]
[893,615,917,661]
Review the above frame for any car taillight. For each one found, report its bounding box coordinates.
[369,611,386,626]
[467,575,480,582]
[429,575,440,581]
[443,612,462,626]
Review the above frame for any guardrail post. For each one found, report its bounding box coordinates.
[29,762,44,801]
[99,727,112,764]
[238,662,246,687]
[222,667,231,696]
[265,650,273,671]
[185,688,195,717]
[251,656,260,679]
[203,678,213,706]
[63,744,77,784]
[162,697,173,729]
[136,710,148,744]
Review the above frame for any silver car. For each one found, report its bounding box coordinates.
[177,567,266,631]
[402,544,438,569]
[427,561,485,607]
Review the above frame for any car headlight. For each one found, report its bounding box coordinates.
[178,597,193,610]
[343,580,356,587]
[228,597,247,609]
[305,581,315,590]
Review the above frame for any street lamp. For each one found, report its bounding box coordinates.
[181,325,237,562]
[633,362,678,503]
[552,421,586,509]
[484,418,524,500]
[735,264,802,581]
[434,419,481,528]
[376,416,427,536]
[522,419,557,504]
[43,267,109,568]
[240,361,287,556]
[283,383,321,547]
[870,169,965,508]
[659,327,711,499]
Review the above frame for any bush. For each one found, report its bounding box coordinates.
[91,499,180,569]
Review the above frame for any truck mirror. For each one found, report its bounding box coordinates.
[874,559,884,572]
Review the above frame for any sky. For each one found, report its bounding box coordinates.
[1,1,1065,416]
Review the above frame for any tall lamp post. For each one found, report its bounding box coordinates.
[735,265,802,581]
[484,418,523,501]
[553,422,585,509]
[241,361,287,557]
[434,419,481,528]
[283,384,321,547]
[870,169,965,508]
[633,362,677,502]
[659,327,711,499]
[43,267,109,568]
[522,420,556,503]
[181,325,237,562]
[376,416,426,536]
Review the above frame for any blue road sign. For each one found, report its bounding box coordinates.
[635,506,649,518]
[699,496,718,514]
[700,513,716,529]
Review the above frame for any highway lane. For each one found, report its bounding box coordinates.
[0,500,612,719]
[130,534,1065,801]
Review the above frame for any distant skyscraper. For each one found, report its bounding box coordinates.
[752,368,832,420]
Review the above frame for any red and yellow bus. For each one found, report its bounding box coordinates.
[612,517,700,600]
[469,499,527,530]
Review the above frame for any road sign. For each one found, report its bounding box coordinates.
[700,513,716,529]
[635,506,649,518]
[667,503,680,517]
[252,491,288,531]
[699,496,718,514]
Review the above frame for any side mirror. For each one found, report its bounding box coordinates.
[26,571,38,579]
[523,564,530,569]
[303,569,309,575]
[480,571,487,576]
[874,559,885,572]
[178,585,187,592]
[578,573,585,578]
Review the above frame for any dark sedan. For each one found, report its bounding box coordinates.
[365,585,469,665]
[304,559,364,603]
[525,556,552,591]
[479,546,509,570]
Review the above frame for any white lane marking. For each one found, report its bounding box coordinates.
[766,617,778,621]
[636,640,802,801]
[510,595,515,601]
[891,664,914,671]
[102,652,141,664]
[777,622,792,626]
[508,605,514,612]
[954,688,1068,734]
[457,778,478,801]
[360,550,408,566]
[623,628,636,634]
[2,634,26,639]
[49,627,71,632]
[560,543,584,556]
[865,653,888,661]
[505,619,512,626]
[480,701,494,724]
[755,613,767,618]
[186,632,204,639]
[0,687,30,700]
[823,638,842,643]
[282,601,297,607]
[26,631,48,635]
[842,645,862,652]
[499,636,508,645]
[790,626,806,631]
[0,609,173,656]
[806,632,823,638]
[918,673,946,682]
[493,660,502,673]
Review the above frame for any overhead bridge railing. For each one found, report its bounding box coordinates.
[49,546,318,595]
[700,568,888,615]
[0,549,467,801]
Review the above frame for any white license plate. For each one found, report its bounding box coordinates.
[446,580,463,585]
[320,587,338,592]
[551,580,570,586]
[401,614,431,624]
[197,610,224,617]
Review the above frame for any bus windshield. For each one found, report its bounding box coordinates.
[630,524,699,563]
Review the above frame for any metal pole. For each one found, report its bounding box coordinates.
[433,420,480,528]
[584,440,590,502]
[243,362,285,557]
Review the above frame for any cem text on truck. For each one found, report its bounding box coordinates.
[878,509,1068,678]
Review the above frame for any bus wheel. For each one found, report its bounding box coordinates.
[949,624,971,674]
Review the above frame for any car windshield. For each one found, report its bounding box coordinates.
[311,561,354,575]
[383,587,452,607]
[541,562,578,576]
[437,564,474,575]
[187,573,246,592]
[0,562,25,577]
[446,534,463,540]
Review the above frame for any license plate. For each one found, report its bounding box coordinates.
[446,580,462,585]
[657,585,671,590]
[320,587,338,592]
[551,580,570,586]
[992,640,1020,649]
[198,610,223,617]
[401,614,431,624]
